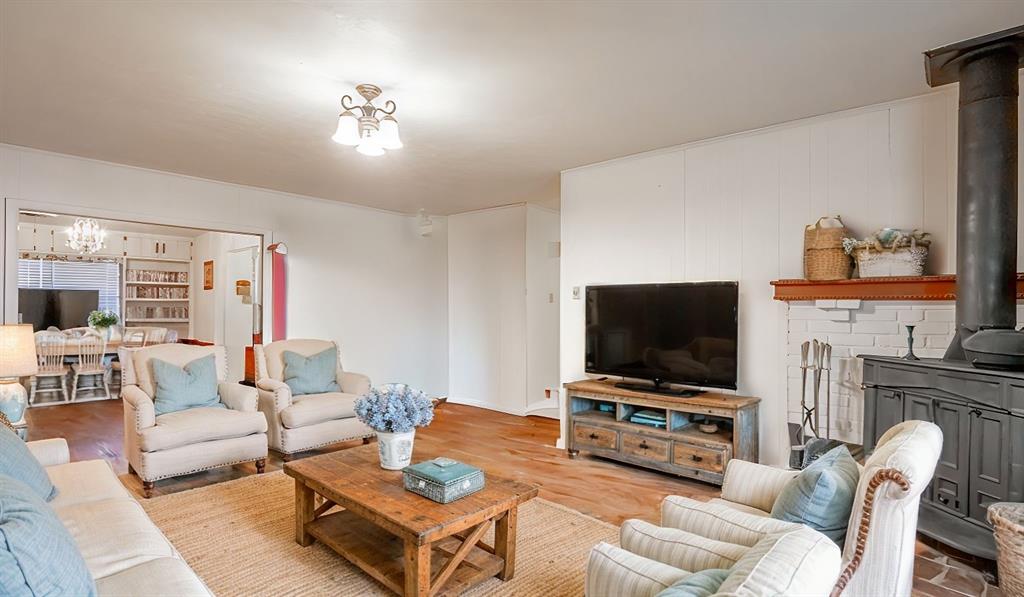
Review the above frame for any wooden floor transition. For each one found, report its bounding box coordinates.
[26,398,999,596]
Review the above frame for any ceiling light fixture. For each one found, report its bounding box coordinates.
[66,218,106,254]
[332,84,403,156]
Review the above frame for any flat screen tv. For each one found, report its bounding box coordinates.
[585,282,738,394]
[18,289,99,331]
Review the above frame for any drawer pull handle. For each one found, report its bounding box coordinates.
[588,433,599,440]
[691,455,703,462]
[639,442,649,450]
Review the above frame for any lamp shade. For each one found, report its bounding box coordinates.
[332,111,361,146]
[377,115,403,150]
[356,129,385,157]
[0,325,37,378]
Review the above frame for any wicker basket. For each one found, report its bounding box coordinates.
[804,216,852,281]
[853,245,928,278]
[988,502,1024,595]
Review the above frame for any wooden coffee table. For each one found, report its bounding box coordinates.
[284,444,539,597]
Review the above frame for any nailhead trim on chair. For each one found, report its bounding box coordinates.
[279,432,375,455]
[0,412,15,433]
[139,455,268,482]
[830,468,910,597]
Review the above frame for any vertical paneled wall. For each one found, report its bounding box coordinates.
[561,88,965,465]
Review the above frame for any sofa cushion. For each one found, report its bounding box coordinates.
[140,407,267,452]
[0,474,96,596]
[47,459,132,510]
[656,568,730,597]
[283,347,341,396]
[280,392,358,429]
[707,498,769,517]
[152,355,224,416]
[56,497,177,580]
[718,526,841,596]
[0,423,57,501]
[586,541,691,597]
[770,445,860,544]
[94,557,210,596]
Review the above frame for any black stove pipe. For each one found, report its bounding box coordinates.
[942,43,1020,360]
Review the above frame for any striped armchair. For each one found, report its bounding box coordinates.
[585,420,942,597]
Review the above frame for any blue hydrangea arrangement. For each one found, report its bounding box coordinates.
[355,383,435,433]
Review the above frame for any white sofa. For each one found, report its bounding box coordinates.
[586,420,942,596]
[254,339,374,457]
[26,438,211,596]
[121,343,269,496]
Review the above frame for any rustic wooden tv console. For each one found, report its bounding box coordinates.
[564,380,760,485]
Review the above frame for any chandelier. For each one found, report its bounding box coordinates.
[331,84,403,157]
[66,218,106,254]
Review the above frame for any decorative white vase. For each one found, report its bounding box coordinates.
[376,429,415,470]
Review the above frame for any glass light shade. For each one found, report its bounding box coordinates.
[332,110,361,145]
[356,130,385,157]
[0,325,37,378]
[377,116,403,150]
[66,218,105,254]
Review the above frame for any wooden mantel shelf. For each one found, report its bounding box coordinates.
[771,274,1024,302]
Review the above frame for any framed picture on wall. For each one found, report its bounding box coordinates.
[203,260,214,290]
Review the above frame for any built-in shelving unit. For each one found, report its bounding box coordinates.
[123,255,192,337]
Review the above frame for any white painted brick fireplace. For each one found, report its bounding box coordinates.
[785,299,959,444]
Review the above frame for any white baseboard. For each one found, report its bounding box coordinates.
[445,396,527,417]
[524,398,559,418]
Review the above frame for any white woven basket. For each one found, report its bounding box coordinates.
[854,245,928,277]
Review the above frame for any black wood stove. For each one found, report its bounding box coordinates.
[862,26,1024,561]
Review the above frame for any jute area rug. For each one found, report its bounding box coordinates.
[139,471,618,596]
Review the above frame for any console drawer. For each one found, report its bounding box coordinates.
[573,423,617,450]
[621,433,670,462]
[673,441,731,474]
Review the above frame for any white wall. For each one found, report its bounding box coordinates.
[1,144,449,396]
[190,231,260,345]
[561,87,976,466]
[447,205,527,414]
[447,203,561,418]
[525,204,560,417]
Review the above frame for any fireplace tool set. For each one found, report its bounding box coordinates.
[799,339,833,439]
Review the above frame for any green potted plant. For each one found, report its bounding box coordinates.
[87,310,119,341]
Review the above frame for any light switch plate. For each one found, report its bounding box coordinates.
[572,287,581,300]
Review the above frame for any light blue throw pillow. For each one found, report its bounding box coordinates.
[151,354,224,416]
[0,474,96,597]
[657,569,730,597]
[0,424,56,501]
[770,445,860,544]
[283,348,340,396]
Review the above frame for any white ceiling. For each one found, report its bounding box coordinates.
[2,2,1023,215]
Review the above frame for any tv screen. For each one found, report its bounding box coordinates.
[585,282,738,390]
[18,289,99,331]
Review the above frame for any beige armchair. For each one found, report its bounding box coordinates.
[254,339,373,458]
[121,344,268,497]
[585,420,942,597]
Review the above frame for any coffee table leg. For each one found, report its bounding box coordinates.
[494,507,518,580]
[403,540,431,597]
[295,479,315,546]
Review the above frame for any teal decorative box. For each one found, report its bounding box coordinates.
[402,457,485,503]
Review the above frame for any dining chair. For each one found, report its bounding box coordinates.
[30,331,70,405]
[71,333,110,401]
[112,329,147,396]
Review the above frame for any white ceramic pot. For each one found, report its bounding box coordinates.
[376,429,416,470]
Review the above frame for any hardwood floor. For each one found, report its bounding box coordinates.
[25,398,998,596]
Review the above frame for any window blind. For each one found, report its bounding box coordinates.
[17,259,121,315]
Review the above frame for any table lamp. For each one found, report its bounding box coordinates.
[0,324,37,424]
